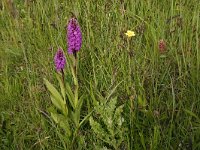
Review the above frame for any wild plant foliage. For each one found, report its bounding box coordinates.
[90,96,125,149]
[43,18,88,148]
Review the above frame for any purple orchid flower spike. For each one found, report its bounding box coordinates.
[54,48,66,72]
[67,18,82,55]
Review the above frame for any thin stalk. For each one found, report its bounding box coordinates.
[127,38,131,95]
[71,126,80,149]
[127,38,134,150]
[73,52,79,108]
[61,69,65,84]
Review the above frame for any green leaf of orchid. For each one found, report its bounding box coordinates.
[56,73,66,101]
[44,78,68,116]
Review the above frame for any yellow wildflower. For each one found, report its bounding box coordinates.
[125,30,135,38]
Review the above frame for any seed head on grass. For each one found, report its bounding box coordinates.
[54,48,66,72]
[158,39,166,53]
[67,18,82,55]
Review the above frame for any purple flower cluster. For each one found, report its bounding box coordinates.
[54,48,66,72]
[67,18,82,54]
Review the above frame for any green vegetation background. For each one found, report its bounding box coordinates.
[0,0,200,149]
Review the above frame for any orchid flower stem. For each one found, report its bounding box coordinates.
[73,52,77,77]
[73,52,79,109]
[61,69,65,84]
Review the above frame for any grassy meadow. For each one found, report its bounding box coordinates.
[0,0,200,149]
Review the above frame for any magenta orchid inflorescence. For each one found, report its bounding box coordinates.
[67,18,82,54]
[54,48,66,72]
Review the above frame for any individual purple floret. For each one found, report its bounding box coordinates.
[67,18,82,54]
[54,48,66,72]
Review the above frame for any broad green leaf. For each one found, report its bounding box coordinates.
[59,120,71,137]
[50,96,62,111]
[56,73,66,101]
[51,111,59,123]
[62,104,68,117]
[44,78,68,116]
[51,96,67,117]
[50,112,71,137]
[66,82,75,109]
[72,94,85,127]
[47,106,56,113]
[71,111,79,127]
[44,78,64,104]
